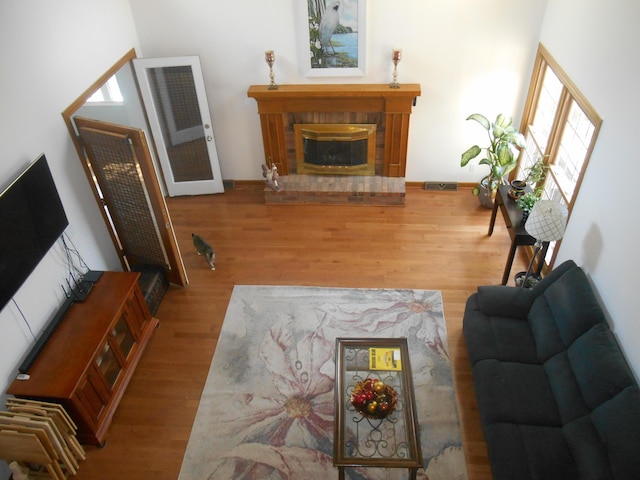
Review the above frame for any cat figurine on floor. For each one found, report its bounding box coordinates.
[192,233,216,270]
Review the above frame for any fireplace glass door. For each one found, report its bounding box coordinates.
[294,124,376,175]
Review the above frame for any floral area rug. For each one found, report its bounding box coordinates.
[178,286,468,480]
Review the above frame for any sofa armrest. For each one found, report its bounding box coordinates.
[476,285,534,318]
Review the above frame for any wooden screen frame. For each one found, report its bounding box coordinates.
[62,49,188,286]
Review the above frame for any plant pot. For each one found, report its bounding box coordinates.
[509,179,527,199]
[476,178,495,209]
[514,271,541,288]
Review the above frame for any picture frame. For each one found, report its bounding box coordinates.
[297,0,366,77]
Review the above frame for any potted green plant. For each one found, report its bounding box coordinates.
[524,157,548,186]
[461,113,526,208]
[516,190,541,223]
[514,157,548,221]
[510,156,548,199]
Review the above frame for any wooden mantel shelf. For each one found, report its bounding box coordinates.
[247,83,420,100]
[247,84,421,177]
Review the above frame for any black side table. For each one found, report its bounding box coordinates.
[488,185,549,285]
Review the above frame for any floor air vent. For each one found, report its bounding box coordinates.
[424,182,458,191]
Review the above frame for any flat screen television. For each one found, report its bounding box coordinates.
[0,154,69,311]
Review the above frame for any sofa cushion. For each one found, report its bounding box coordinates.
[562,387,640,480]
[464,294,539,365]
[529,259,577,296]
[484,423,578,480]
[544,351,590,423]
[527,295,565,360]
[563,416,614,480]
[568,323,636,410]
[472,359,561,426]
[591,387,640,479]
[477,285,534,318]
[528,267,606,361]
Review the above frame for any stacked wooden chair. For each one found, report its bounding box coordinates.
[0,398,85,479]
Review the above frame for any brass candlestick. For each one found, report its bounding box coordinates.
[390,49,402,88]
[265,50,278,90]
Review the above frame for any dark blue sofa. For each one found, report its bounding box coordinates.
[463,260,640,479]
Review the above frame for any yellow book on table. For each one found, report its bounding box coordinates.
[369,347,402,371]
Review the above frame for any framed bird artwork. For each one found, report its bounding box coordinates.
[297,0,366,77]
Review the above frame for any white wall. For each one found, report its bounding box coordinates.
[0,1,140,476]
[540,0,640,378]
[128,0,546,182]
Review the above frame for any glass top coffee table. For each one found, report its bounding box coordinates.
[334,338,423,479]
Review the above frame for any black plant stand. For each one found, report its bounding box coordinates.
[488,185,549,285]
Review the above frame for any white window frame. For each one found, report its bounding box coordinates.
[514,44,602,270]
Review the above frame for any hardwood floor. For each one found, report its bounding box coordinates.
[72,185,528,480]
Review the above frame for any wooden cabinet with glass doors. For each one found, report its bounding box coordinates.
[7,272,159,446]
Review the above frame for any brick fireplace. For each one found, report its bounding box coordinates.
[247,83,421,204]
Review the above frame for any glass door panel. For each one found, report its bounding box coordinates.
[113,316,136,361]
[96,342,121,389]
[133,56,224,196]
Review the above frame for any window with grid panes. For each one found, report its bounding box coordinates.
[514,44,602,269]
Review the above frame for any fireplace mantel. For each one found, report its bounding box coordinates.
[247,84,421,177]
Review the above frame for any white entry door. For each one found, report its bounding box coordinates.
[133,56,224,196]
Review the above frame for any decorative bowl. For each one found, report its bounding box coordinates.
[350,378,397,419]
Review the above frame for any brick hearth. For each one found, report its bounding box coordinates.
[264,175,405,206]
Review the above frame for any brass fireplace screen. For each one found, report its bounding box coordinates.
[294,124,376,175]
